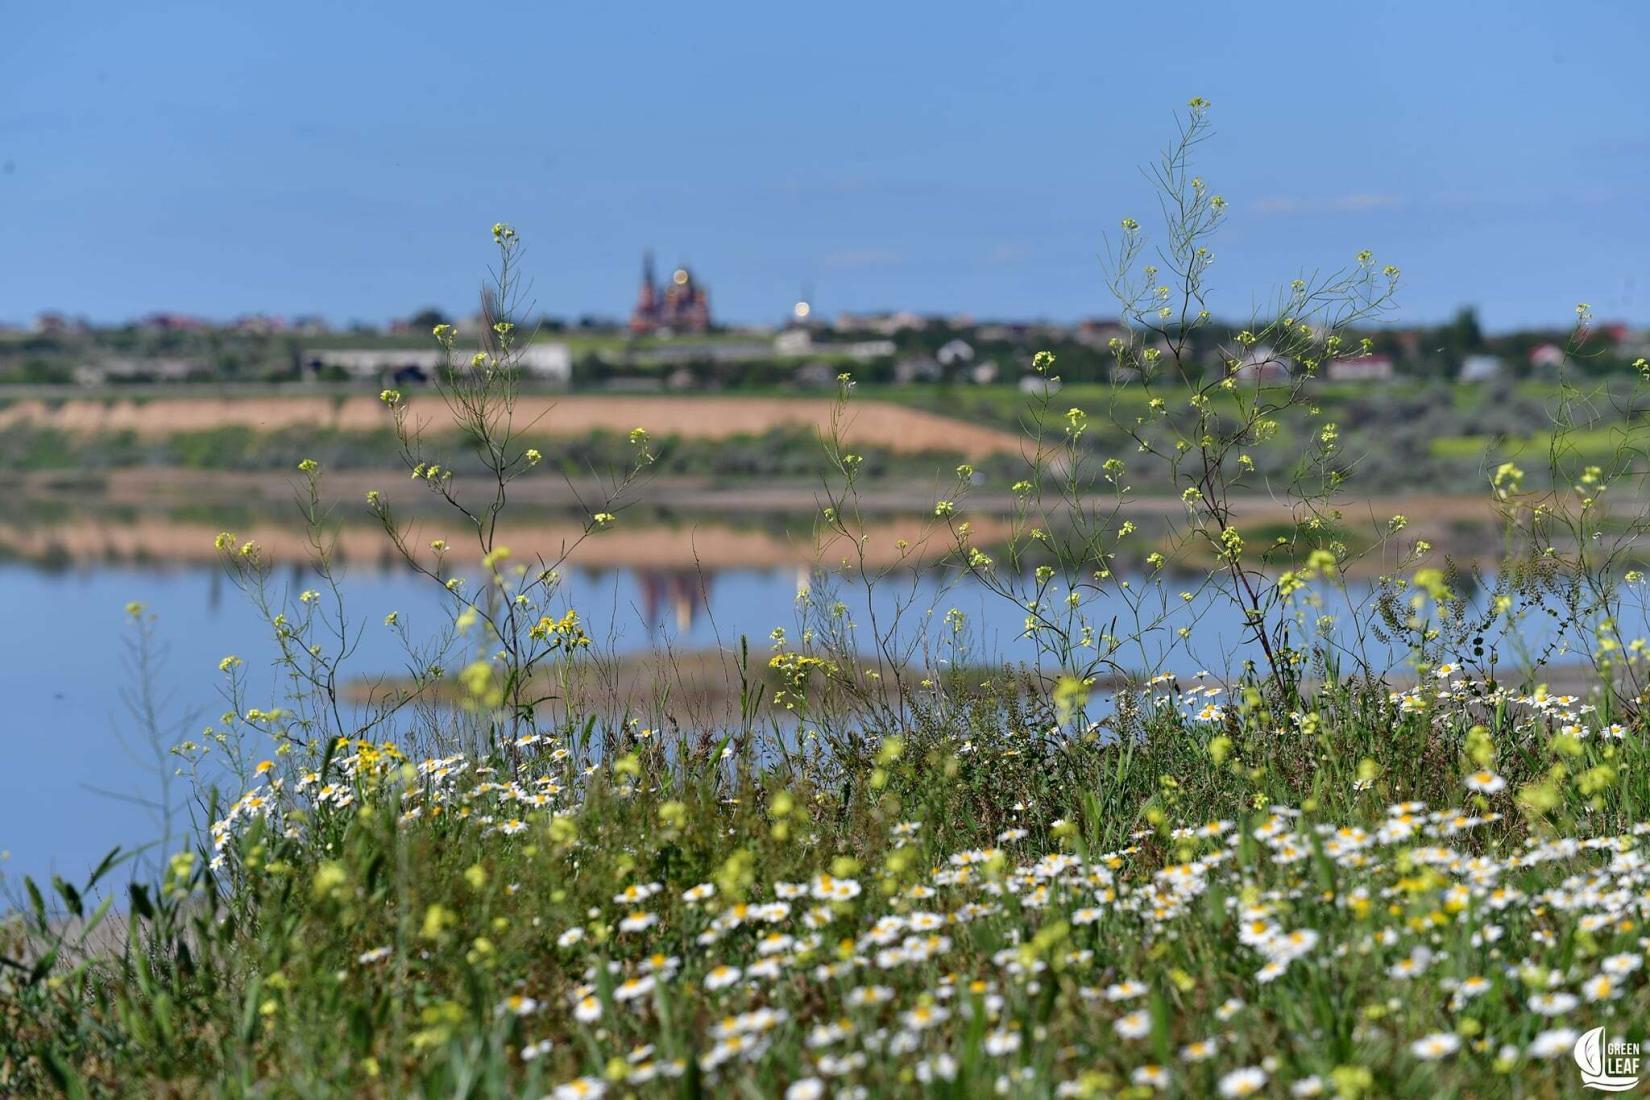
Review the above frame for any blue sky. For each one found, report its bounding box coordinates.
[3,0,1647,331]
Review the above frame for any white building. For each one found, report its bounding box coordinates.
[843,339,895,361]
[515,343,573,380]
[74,358,204,386]
[305,342,571,383]
[774,329,813,356]
[1459,354,1504,382]
[1019,375,1061,396]
[1232,346,1293,382]
[834,310,925,336]
[1325,354,1394,382]
[774,331,893,361]
[936,338,975,366]
[894,357,943,384]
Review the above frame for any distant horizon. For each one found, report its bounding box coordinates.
[5,291,1633,338]
[5,1,1647,334]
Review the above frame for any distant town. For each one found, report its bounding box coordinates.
[4,252,1647,391]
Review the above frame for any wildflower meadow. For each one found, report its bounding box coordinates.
[8,103,1650,1098]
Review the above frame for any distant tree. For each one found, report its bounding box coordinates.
[408,307,451,330]
[18,358,71,384]
[1444,307,1485,358]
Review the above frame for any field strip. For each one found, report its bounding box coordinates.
[0,393,1026,457]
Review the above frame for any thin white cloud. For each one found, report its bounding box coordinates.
[821,248,906,270]
[1252,193,1403,216]
[985,243,1033,265]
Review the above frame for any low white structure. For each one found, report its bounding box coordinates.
[1459,354,1504,382]
[1233,345,1293,382]
[1019,375,1061,396]
[843,339,895,361]
[832,310,924,335]
[773,329,813,356]
[894,357,943,384]
[74,358,204,386]
[775,331,894,361]
[1325,354,1394,382]
[305,342,571,383]
[305,348,442,378]
[514,343,573,380]
[936,338,975,366]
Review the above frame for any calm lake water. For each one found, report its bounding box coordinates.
[0,549,1293,889]
[0,542,1610,891]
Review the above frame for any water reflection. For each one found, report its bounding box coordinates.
[0,504,1628,892]
[0,550,1226,888]
[637,568,712,635]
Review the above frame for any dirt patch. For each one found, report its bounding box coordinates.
[0,393,1025,457]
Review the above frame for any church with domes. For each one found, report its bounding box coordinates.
[628,251,712,334]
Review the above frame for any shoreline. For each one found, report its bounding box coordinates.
[13,467,1561,573]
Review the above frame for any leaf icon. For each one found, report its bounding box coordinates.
[1576,1026,1606,1077]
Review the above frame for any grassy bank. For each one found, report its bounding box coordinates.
[6,671,1650,1096]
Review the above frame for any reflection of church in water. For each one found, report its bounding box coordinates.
[636,569,710,634]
